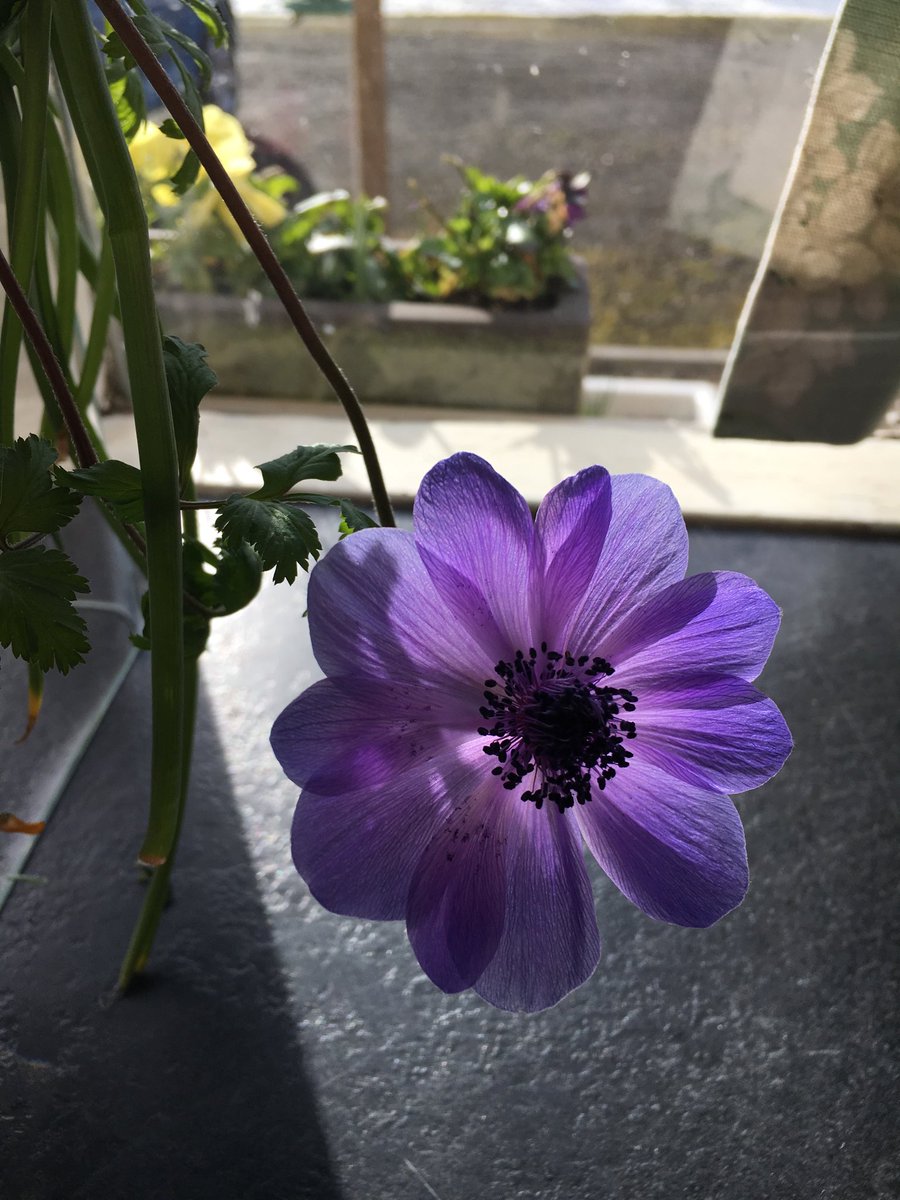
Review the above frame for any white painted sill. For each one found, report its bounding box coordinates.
[99,385,900,532]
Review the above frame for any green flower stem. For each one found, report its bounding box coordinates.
[0,245,97,468]
[51,0,185,868]
[0,0,52,446]
[117,655,198,992]
[0,72,20,238]
[74,233,116,412]
[45,112,79,366]
[94,0,396,530]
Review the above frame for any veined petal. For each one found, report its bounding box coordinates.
[576,758,748,928]
[534,466,612,647]
[307,527,490,698]
[291,740,485,920]
[474,801,601,1012]
[634,673,793,793]
[407,791,507,993]
[414,453,536,660]
[606,572,782,684]
[271,677,474,795]
[564,474,688,652]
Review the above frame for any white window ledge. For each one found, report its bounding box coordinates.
[101,394,900,532]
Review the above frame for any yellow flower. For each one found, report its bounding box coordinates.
[129,105,287,238]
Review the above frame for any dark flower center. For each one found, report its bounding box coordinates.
[477,644,638,814]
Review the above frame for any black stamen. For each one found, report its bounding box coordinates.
[477,644,639,814]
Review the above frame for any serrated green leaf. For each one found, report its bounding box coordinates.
[249,443,358,501]
[54,460,144,523]
[215,495,320,584]
[162,336,217,492]
[0,546,90,673]
[101,30,136,70]
[0,436,81,539]
[338,499,378,537]
[181,0,229,46]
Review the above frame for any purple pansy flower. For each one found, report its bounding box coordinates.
[272,454,791,1012]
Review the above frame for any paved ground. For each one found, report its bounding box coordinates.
[236,14,829,345]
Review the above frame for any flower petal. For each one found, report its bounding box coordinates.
[271,677,472,796]
[307,527,490,698]
[576,757,748,927]
[564,474,688,652]
[291,741,484,920]
[414,453,536,660]
[474,802,601,1012]
[606,572,782,684]
[634,673,793,793]
[534,466,612,647]
[407,793,507,993]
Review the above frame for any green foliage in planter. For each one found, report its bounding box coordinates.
[133,110,588,308]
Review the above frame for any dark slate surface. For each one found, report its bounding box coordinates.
[1,522,898,1200]
[0,504,142,905]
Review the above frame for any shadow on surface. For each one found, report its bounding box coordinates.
[0,660,343,1200]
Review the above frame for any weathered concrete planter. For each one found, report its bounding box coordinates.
[153,273,591,414]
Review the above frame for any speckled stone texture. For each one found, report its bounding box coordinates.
[1,522,898,1200]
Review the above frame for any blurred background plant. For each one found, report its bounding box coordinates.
[130,110,589,306]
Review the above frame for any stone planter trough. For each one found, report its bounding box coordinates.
[152,271,591,413]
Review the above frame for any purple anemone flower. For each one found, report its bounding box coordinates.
[271,454,791,1012]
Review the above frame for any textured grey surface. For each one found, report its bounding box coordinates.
[1,521,898,1199]
[0,505,142,905]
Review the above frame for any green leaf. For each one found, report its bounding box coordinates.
[159,118,186,141]
[169,147,201,197]
[101,30,136,71]
[338,499,378,537]
[54,460,144,523]
[0,546,90,673]
[249,443,357,501]
[105,63,146,142]
[162,336,217,492]
[0,436,81,538]
[180,0,228,47]
[215,495,321,585]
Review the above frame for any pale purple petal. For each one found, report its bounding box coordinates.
[271,678,474,795]
[576,758,748,927]
[634,673,793,793]
[291,740,485,920]
[407,792,507,993]
[534,466,612,647]
[307,526,491,699]
[606,571,781,684]
[272,453,788,1012]
[474,801,601,1012]
[414,453,536,660]
[564,474,688,651]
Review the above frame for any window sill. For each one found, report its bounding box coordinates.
[99,393,900,533]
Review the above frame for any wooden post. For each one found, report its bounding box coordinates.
[352,0,389,212]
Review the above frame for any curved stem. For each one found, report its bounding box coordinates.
[74,232,117,411]
[52,0,185,868]
[93,0,395,530]
[45,105,79,367]
[117,656,199,992]
[0,245,97,468]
